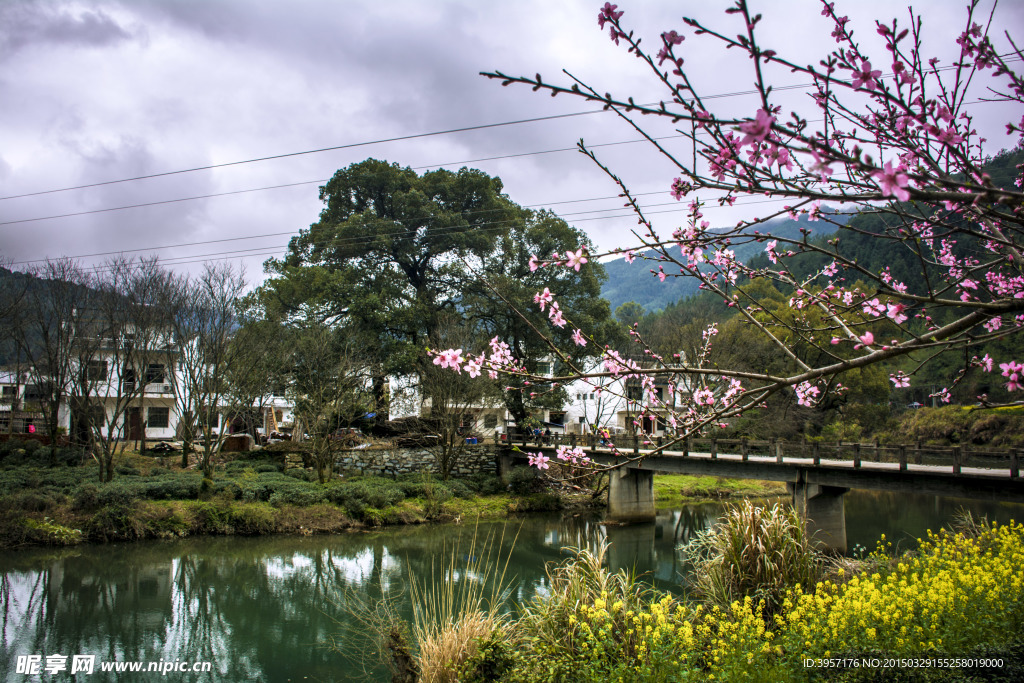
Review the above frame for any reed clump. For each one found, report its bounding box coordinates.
[681,500,826,614]
[410,526,516,683]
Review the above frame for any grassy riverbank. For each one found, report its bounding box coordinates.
[0,439,789,549]
[0,440,585,548]
[653,474,786,505]
[392,511,1024,682]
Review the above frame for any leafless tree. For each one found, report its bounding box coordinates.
[289,324,371,483]
[13,258,93,454]
[167,263,247,476]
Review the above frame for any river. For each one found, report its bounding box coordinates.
[1,491,1022,682]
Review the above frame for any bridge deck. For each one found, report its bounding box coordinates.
[506,444,1023,503]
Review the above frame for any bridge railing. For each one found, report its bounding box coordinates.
[506,432,1021,477]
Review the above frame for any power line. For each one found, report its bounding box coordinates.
[0,134,688,227]
[16,189,799,269]
[73,194,804,275]
[7,57,1006,203]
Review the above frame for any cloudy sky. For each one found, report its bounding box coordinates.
[1,0,1020,285]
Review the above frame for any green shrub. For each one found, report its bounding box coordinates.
[325,479,405,515]
[0,491,60,513]
[505,466,540,495]
[511,492,561,512]
[140,504,188,538]
[458,633,514,683]
[95,481,145,507]
[72,483,101,511]
[268,482,327,507]
[87,503,147,541]
[227,502,276,534]
[464,473,504,496]
[186,500,230,533]
[213,480,243,500]
[23,517,83,545]
[447,480,473,499]
[143,475,202,500]
[116,464,141,476]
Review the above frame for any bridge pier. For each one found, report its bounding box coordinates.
[788,480,848,554]
[607,468,656,524]
[497,451,514,479]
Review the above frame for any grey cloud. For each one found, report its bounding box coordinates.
[0,3,141,59]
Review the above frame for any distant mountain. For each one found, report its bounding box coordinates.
[600,212,846,313]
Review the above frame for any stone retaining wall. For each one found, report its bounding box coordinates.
[282,445,499,477]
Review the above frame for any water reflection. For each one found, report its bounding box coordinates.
[2,492,1022,682]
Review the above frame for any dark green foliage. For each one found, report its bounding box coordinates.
[505,466,541,495]
[0,439,86,469]
[267,479,328,507]
[72,483,100,511]
[464,473,505,496]
[460,634,514,683]
[143,474,202,500]
[325,479,406,516]
[0,491,59,513]
[95,481,144,507]
[446,480,473,499]
[86,503,147,542]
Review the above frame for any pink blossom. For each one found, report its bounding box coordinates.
[1000,361,1023,391]
[433,348,464,372]
[528,254,540,272]
[624,250,636,264]
[874,160,910,201]
[533,287,553,311]
[765,240,778,264]
[886,303,908,324]
[549,302,567,328]
[851,60,882,90]
[862,298,885,316]
[597,2,623,29]
[858,331,875,346]
[572,329,587,347]
[465,359,481,378]
[693,387,715,406]
[890,372,910,388]
[979,354,994,372]
[527,453,550,470]
[738,109,775,147]
[795,381,821,407]
[565,247,588,271]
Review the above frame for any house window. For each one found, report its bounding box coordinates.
[24,385,45,402]
[2,386,15,399]
[626,386,642,401]
[483,414,498,429]
[87,360,108,381]
[536,362,551,375]
[201,410,219,430]
[123,367,137,390]
[146,364,166,384]
[147,407,170,429]
[549,412,566,425]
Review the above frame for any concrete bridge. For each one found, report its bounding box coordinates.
[498,436,1023,552]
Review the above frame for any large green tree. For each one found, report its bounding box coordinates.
[263,159,522,409]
